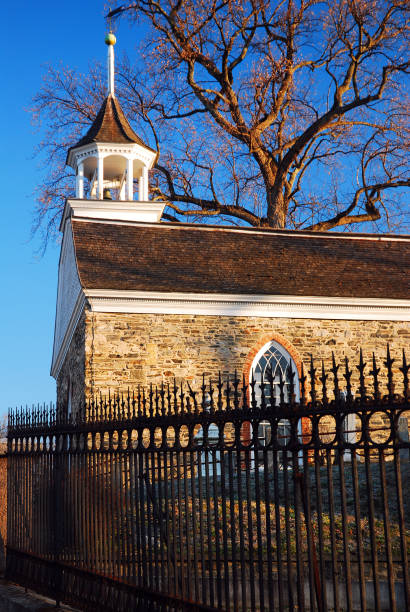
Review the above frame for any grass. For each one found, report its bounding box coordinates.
[137,460,410,561]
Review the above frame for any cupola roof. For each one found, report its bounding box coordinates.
[65,32,159,204]
[67,93,156,156]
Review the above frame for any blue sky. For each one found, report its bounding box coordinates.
[1,1,137,414]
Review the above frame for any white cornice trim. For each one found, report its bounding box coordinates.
[51,290,86,379]
[67,141,157,169]
[51,288,409,379]
[61,199,166,228]
[84,290,410,321]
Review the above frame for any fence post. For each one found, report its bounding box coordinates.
[398,416,409,462]
[52,434,64,607]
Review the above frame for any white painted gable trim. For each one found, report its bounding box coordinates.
[85,289,410,321]
[51,291,86,379]
[51,221,84,379]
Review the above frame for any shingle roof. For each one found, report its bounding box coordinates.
[70,219,410,299]
[68,94,156,153]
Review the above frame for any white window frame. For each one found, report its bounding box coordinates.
[250,340,301,468]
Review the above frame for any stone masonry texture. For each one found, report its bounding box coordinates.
[74,311,410,401]
[57,311,86,410]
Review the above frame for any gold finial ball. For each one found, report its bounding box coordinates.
[105,32,116,46]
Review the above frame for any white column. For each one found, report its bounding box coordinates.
[108,45,115,95]
[119,171,126,201]
[138,172,144,202]
[97,157,104,200]
[143,166,149,201]
[126,158,134,200]
[76,162,84,199]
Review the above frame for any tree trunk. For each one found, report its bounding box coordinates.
[266,187,287,229]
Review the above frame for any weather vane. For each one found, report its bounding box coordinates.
[104,8,119,95]
[105,6,125,32]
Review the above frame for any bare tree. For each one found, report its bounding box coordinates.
[0,416,7,449]
[32,0,409,239]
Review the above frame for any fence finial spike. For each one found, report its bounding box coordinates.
[356,348,367,402]
[259,370,266,410]
[142,387,147,416]
[200,374,206,412]
[207,377,214,412]
[216,371,223,411]
[266,365,275,409]
[172,378,178,414]
[166,382,171,416]
[330,352,340,402]
[188,380,198,413]
[309,354,316,404]
[320,359,328,404]
[241,373,248,410]
[225,373,231,412]
[159,381,166,416]
[384,343,395,367]
[278,366,285,406]
[384,344,395,399]
[287,362,295,405]
[179,381,185,415]
[300,362,306,407]
[108,390,113,421]
[149,383,154,418]
[399,348,409,401]
[232,370,240,410]
[250,369,257,409]
[370,352,380,401]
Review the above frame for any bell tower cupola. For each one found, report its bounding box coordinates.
[63,33,164,224]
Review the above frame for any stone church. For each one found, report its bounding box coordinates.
[51,35,410,415]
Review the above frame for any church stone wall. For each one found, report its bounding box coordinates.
[57,310,86,413]
[81,312,409,398]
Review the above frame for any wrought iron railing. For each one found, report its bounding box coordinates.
[6,349,410,611]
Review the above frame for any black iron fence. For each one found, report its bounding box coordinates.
[6,349,410,611]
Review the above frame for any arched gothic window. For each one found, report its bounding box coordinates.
[251,340,299,405]
[250,340,299,456]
